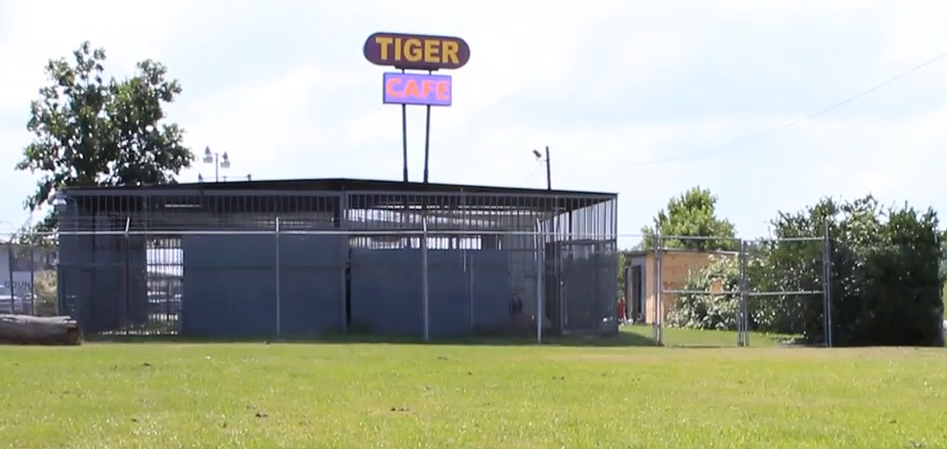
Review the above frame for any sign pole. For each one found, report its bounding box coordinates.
[422,69,433,184]
[400,68,409,182]
[363,32,469,184]
[364,32,470,344]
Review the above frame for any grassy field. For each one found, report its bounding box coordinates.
[1,334,946,449]
[621,324,792,347]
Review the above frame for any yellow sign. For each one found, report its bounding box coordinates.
[363,32,470,71]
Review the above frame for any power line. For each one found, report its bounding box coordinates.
[519,164,543,185]
[748,49,947,138]
[565,48,947,168]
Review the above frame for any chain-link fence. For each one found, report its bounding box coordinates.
[49,226,617,341]
[8,223,844,347]
[620,233,831,347]
[0,234,59,316]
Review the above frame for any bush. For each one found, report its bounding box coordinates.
[32,271,58,316]
[667,255,740,330]
[757,196,944,346]
[667,196,945,346]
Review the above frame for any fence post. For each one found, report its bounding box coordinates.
[275,217,281,337]
[736,241,743,346]
[738,240,749,347]
[652,233,663,345]
[421,216,430,342]
[28,241,36,315]
[6,237,13,313]
[338,193,349,335]
[535,219,544,344]
[467,251,475,334]
[123,217,131,332]
[822,220,833,348]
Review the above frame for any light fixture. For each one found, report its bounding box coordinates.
[51,192,68,213]
[201,146,232,182]
[532,149,542,159]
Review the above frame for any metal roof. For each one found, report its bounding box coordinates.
[63,177,617,198]
[61,177,617,215]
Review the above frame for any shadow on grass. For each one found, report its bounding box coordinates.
[619,324,806,348]
[84,330,660,347]
[83,324,812,348]
[655,335,802,348]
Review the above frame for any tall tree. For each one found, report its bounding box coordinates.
[641,186,738,251]
[14,41,194,232]
[941,234,947,318]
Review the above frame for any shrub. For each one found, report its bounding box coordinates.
[667,255,740,330]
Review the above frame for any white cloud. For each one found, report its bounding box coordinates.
[0,0,196,114]
[1,0,946,241]
[174,64,338,180]
[809,105,947,202]
[880,3,947,63]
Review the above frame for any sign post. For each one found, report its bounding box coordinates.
[363,32,470,183]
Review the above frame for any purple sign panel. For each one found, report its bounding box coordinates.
[383,72,452,107]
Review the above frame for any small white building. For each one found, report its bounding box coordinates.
[0,244,58,296]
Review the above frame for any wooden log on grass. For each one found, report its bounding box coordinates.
[0,314,82,345]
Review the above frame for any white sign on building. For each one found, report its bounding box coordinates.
[0,244,57,295]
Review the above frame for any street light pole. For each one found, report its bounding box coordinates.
[202,146,231,182]
[532,147,552,190]
[544,146,551,190]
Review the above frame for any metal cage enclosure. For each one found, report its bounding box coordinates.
[56,178,618,339]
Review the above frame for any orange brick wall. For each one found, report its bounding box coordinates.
[640,251,734,324]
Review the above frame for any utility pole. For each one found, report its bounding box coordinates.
[532,147,552,190]
[544,146,551,190]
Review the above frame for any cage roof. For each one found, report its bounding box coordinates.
[63,177,616,198]
[62,177,616,215]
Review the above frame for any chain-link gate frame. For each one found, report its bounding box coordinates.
[651,227,832,347]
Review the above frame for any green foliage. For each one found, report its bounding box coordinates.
[754,196,943,346]
[14,41,193,230]
[664,195,944,346]
[666,255,740,330]
[745,246,807,335]
[31,271,58,316]
[9,223,57,247]
[943,283,947,319]
[641,186,737,251]
[665,251,809,335]
[941,235,947,319]
[622,186,735,299]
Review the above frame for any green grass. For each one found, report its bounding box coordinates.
[2,338,946,449]
[85,325,793,348]
[622,324,794,347]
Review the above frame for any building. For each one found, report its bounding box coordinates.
[56,178,618,338]
[0,242,57,296]
[622,249,736,323]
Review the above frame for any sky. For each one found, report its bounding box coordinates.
[1,0,945,248]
